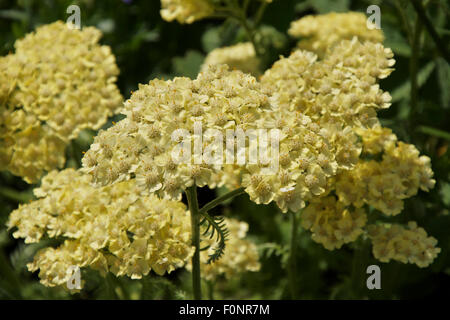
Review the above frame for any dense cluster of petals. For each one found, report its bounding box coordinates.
[336,127,435,216]
[260,30,437,265]
[160,0,214,24]
[201,42,261,76]
[0,21,122,182]
[367,222,441,268]
[302,196,367,250]
[82,64,337,213]
[260,38,394,174]
[7,169,194,287]
[82,65,269,199]
[288,12,384,57]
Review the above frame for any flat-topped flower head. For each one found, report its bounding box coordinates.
[82,65,271,199]
[160,0,214,24]
[201,42,261,76]
[368,222,441,268]
[288,12,384,57]
[301,196,367,250]
[260,39,395,176]
[335,127,435,216]
[0,21,122,182]
[6,21,122,139]
[7,169,194,287]
[82,64,338,212]
[261,39,394,131]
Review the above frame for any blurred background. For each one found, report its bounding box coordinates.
[0,0,449,299]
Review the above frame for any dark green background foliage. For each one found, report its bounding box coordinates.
[0,0,449,299]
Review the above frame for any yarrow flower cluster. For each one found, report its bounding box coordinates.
[260,20,438,265]
[336,126,435,216]
[3,7,441,298]
[300,124,438,265]
[260,38,394,173]
[7,169,194,287]
[201,42,261,76]
[302,196,367,250]
[187,218,260,281]
[82,64,338,213]
[288,12,384,57]
[0,21,122,183]
[82,65,271,199]
[160,0,215,24]
[367,222,441,268]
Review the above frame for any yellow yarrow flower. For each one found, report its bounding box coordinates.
[368,222,441,268]
[0,21,122,183]
[261,38,436,257]
[7,169,194,288]
[288,12,384,57]
[335,127,435,216]
[260,38,394,177]
[82,64,337,213]
[160,0,215,24]
[301,196,367,250]
[201,42,261,76]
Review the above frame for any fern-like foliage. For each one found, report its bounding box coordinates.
[199,212,229,264]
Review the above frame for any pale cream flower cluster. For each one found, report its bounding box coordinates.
[160,0,214,24]
[368,222,441,268]
[7,169,194,288]
[82,65,270,200]
[300,125,439,266]
[336,126,436,216]
[82,64,337,213]
[288,12,384,57]
[201,42,261,76]
[0,21,122,183]
[79,24,438,267]
[187,218,260,281]
[302,196,367,250]
[261,25,438,265]
[261,38,394,173]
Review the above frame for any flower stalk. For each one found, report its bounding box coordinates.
[199,187,245,214]
[215,1,267,60]
[287,210,299,299]
[410,15,423,119]
[411,0,450,63]
[186,185,202,300]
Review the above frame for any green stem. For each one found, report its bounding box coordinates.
[199,187,245,214]
[186,185,202,300]
[394,0,413,45]
[410,15,423,118]
[0,186,33,203]
[106,273,121,300]
[222,2,265,60]
[239,15,263,59]
[287,210,299,299]
[0,250,22,299]
[418,125,450,141]
[243,0,251,13]
[254,1,268,28]
[207,280,215,300]
[411,0,450,63]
